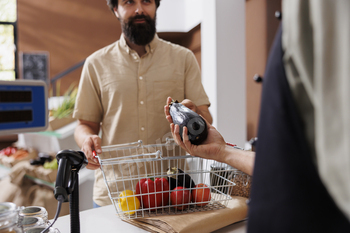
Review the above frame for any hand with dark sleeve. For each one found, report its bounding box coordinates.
[164,97,255,176]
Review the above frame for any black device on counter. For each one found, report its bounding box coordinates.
[169,100,208,145]
[42,150,88,233]
[54,150,88,202]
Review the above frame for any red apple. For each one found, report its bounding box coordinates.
[170,186,192,210]
[192,183,211,206]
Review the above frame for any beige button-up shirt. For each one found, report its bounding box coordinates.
[73,34,210,206]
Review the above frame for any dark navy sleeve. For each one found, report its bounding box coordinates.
[247,25,350,233]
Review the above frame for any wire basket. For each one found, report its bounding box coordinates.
[96,139,239,220]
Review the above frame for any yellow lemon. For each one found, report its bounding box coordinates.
[118,190,140,215]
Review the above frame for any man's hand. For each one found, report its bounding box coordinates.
[164,97,198,123]
[181,99,199,113]
[164,97,174,123]
[164,96,212,124]
[80,134,102,170]
[74,120,101,170]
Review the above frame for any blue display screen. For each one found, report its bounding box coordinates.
[0,85,47,130]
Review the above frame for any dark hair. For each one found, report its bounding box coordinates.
[106,0,161,13]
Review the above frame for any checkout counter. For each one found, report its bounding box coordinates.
[53,204,247,233]
[0,80,249,232]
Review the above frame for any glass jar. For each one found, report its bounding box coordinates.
[20,217,46,231]
[19,207,48,223]
[24,227,60,233]
[0,202,23,233]
[229,170,252,198]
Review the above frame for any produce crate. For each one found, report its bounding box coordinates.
[97,139,241,220]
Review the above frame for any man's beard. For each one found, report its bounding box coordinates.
[122,14,156,46]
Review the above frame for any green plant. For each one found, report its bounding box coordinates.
[51,84,78,119]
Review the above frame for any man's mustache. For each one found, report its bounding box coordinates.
[129,15,151,23]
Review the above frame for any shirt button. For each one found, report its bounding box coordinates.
[141,127,145,131]
[139,76,143,80]
[140,101,144,105]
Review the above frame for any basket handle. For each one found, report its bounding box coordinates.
[96,150,162,165]
[101,140,143,151]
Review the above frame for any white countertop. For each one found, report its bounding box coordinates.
[53,204,247,233]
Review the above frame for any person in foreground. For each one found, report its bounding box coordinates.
[165,0,350,231]
[164,97,255,176]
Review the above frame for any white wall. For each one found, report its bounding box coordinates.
[157,0,202,33]
[202,0,246,147]
[201,0,218,126]
[158,0,247,147]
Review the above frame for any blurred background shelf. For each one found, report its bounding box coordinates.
[2,119,95,211]
[0,163,10,180]
[16,121,80,154]
[0,162,95,211]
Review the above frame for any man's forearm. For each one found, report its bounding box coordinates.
[74,121,100,148]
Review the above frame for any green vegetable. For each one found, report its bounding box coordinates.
[43,158,58,169]
[51,84,78,119]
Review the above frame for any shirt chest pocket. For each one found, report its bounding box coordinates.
[102,76,138,115]
[152,79,184,115]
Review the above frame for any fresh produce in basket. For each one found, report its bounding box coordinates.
[118,190,140,215]
[167,167,196,191]
[171,186,192,210]
[135,177,169,209]
[169,100,208,145]
[192,183,211,206]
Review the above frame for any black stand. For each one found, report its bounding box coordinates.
[70,171,80,233]
[54,150,87,233]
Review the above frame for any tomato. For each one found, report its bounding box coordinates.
[191,183,211,206]
[135,177,169,209]
[170,186,192,210]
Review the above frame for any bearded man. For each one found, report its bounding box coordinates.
[73,0,212,207]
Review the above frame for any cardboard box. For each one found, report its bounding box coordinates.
[47,115,76,131]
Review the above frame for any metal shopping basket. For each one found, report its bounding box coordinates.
[96,139,240,220]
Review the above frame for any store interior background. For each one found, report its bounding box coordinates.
[0,0,281,214]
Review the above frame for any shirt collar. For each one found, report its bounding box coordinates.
[119,33,159,55]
